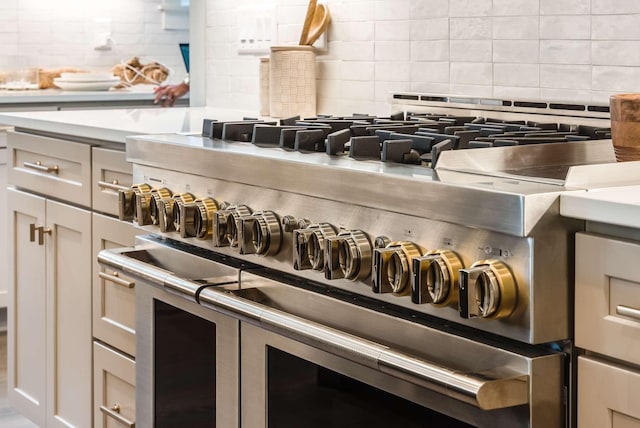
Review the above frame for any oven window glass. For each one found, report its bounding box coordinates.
[267,347,475,427]
[154,300,217,427]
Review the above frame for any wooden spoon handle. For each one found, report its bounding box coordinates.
[299,0,317,45]
[305,4,331,46]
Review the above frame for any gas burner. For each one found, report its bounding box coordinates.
[200,111,611,168]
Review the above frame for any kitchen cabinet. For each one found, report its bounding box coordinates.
[6,129,136,428]
[93,341,136,428]
[7,188,92,428]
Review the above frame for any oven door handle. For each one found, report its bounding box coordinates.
[98,248,529,411]
[200,288,530,411]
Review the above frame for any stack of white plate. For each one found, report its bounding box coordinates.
[53,72,121,91]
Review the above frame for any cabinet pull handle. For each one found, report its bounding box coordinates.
[100,404,135,428]
[29,223,37,242]
[98,179,129,192]
[24,161,59,174]
[29,224,51,245]
[616,305,640,321]
[99,271,135,289]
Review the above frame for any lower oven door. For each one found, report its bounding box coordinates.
[199,272,566,428]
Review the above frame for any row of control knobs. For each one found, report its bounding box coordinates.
[118,184,517,320]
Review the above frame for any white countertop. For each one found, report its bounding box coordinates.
[561,185,640,229]
[0,107,259,143]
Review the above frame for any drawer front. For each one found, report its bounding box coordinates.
[576,232,640,364]
[8,130,91,206]
[93,213,139,356]
[93,341,136,428]
[92,147,132,217]
[578,356,640,428]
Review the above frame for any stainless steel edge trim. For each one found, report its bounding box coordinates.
[198,286,530,410]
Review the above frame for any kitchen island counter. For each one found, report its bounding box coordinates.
[561,183,640,230]
[0,107,257,144]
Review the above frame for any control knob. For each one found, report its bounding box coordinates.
[325,230,372,281]
[213,205,252,247]
[293,223,337,271]
[459,259,517,320]
[373,241,422,295]
[411,250,463,306]
[179,197,219,239]
[118,183,151,222]
[168,193,196,234]
[237,211,283,256]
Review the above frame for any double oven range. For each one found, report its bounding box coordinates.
[99,94,628,427]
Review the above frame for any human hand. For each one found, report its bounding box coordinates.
[153,82,189,107]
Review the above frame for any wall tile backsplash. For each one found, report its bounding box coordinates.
[0,0,188,84]
[206,0,640,114]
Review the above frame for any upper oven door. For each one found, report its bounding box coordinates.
[199,272,566,428]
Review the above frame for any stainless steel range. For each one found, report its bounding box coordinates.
[98,94,640,428]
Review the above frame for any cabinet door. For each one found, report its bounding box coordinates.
[93,341,136,428]
[578,356,640,428]
[0,148,8,308]
[93,213,139,356]
[7,188,47,427]
[45,199,92,428]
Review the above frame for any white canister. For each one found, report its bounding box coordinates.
[269,46,316,118]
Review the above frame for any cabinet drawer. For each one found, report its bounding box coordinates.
[93,213,139,357]
[578,356,640,428]
[576,233,640,364]
[92,147,132,217]
[8,130,91,206]
[93,341,136,428]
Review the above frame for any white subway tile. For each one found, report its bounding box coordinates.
[340,61,375,81]
[590,91,615,104]
[332,41,375,61]
[493,86,541,99]
[411,40,449,61]
[449,40,492,62]
[494,63,540,87]
[409,0,449,18]
[541,40,591,64]
[449,83,493,96]
[493,16,539,39]
[331,22,375,42]
[540,88,593,102]
[375,61,411,82]
[339,79,375,101]
[493,40,539,63]
[592,0,640,15]
[540,16,590,40]
[540,64,591,89]
[375,41,410,61]
[318,60,341,80]
[449,0,492,17]
[592,15,640,40]
[450,17,492,40]
[329,1,375,23]
[493,0,539,16]
[410,81,451,94]
[375,21,411,41]
[592,41,640,66]
[411,18,449,40]
[450,62,492,85]
[540,0,590,15]
[375,0,410,21]
[593,66,640,91]
[411,61,450,83]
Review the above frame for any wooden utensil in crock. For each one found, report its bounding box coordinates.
[299,0,317,45]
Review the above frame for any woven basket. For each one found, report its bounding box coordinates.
[259,57,270,116]
[269,46,316,118]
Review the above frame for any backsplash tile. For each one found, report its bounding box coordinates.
[206,0,640,114]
